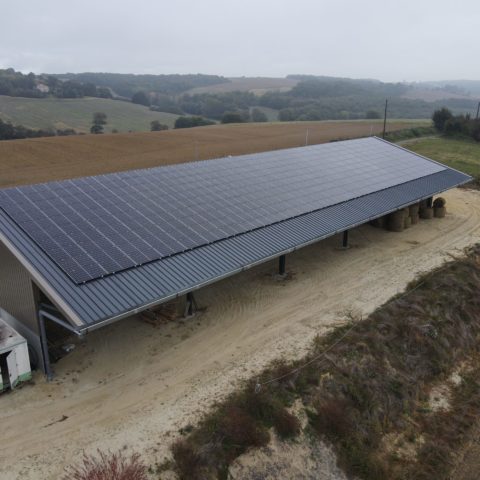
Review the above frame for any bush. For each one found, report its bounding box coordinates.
[432,107,453,131]
[251,108,268,122]
[174,116,215,129]
[150,120,168,131]
[221,111,249,124]
[272,407,301,438]
[311,397,353,440]
[171,440,210,480]
[219,405,270,454]
[63,450,147,480]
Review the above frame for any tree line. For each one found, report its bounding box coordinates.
[0,68,112,99]
[0,118,76,140]
[432,107,480,141]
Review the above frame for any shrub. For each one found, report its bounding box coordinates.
[311,397,353,440]
[272,407,301,438]
[63,450,147,480]
[219,405,270,455]
[171,440,210,480]
[432,107,453,132]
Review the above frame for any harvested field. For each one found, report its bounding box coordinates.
[1,187,479,480]
[185,76,299,95]
[0,119,427,188]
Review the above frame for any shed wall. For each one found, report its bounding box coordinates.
[0,241,38,333]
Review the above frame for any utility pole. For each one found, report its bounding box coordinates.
[305,128,309,146]
[382,99,388,139]
[476,101,480,120]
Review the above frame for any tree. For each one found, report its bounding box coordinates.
[221,111,248,124]
[365,110,381,119]
[432,107,453,132]
[174,116,215,129]
[131,91,150,106]
[150,120,169,131]
[90,112,107,134]
[251,108,268,122]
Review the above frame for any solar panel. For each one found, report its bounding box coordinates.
[0,137,445,284]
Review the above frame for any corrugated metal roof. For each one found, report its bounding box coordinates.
[0,139,471,332]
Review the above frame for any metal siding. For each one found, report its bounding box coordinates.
[0,166,471,331]
[0,242,38,333]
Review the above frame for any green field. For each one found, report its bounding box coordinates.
[403,137,480,178]
[0,95,180,133]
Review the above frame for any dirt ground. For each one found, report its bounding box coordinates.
[0,187,479,479]
[0,119,425,188]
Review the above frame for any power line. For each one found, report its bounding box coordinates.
[255,265,440,392]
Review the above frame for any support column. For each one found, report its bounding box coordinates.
[279,254,286,276]
[426,197,433,208]
[38,312,54,381]
[185,292,197,317]
[342,230,349,249]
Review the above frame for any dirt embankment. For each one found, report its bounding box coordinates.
[0,187,479,479]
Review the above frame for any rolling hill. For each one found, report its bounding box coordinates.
[0,95,179,133]
[185,77,299,95]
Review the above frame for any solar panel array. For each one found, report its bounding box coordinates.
[0,138,445,284]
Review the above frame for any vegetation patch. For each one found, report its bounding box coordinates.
[169,245,480,479]
[384,125,436,142]
[403,136,480,185]
[63,450,147,480]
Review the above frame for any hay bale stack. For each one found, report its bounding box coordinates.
[387,210,405,232]
[404,216,412,228]
[420,207,434,219]
[419,199,428,210]
[433,197,447,218]
[409,203,420,217]
[411,214,420,225]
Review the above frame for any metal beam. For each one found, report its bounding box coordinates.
[279,254,286,276]
[38,308,83,380]
[37,311,53,381]
[342,230,349,249]
[185,292,197,317]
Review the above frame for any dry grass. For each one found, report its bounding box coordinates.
[0,120,427,188]
[62,450,147,480]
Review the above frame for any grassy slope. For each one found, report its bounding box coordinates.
[0,120,428,188]
[403,137,480,178]
[185,77,299,95]
[0,95,179,133]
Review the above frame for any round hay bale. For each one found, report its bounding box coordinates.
[419,199,428,209]
[409,204,420,216]
[387,211,405,232]
[404,216,412,228]
[420,207,434,219]
[433,197,446,208]
[434,206,446,218]
[411,214,420,225]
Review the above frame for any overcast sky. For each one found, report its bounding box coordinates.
[1,0,478,82]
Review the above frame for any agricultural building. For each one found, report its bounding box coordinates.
[0,137,471,377]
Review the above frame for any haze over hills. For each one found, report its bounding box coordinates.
[0,68,478,134]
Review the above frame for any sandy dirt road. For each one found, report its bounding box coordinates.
[1,188,479,479]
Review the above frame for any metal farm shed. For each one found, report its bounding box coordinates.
[0,137,471,378]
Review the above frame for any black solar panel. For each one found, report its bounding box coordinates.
[0,137,445,284]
